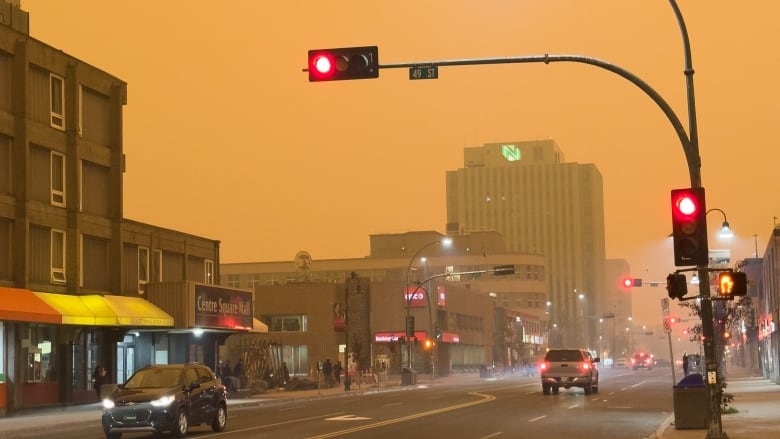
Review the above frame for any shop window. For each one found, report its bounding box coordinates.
[265,315,307,333]
[23,325,56,382]
[205,259,214,285]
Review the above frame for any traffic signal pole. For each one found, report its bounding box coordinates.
[309,1,722,435]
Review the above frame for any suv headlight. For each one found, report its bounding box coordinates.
[102,399,115,409]
[151,395,176,407]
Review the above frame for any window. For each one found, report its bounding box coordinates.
[51,229,66,284]
[138,246,149,293]
[265,315,307,333]
[51,151,65,207]
[152,249,162,282]
[225,274,240,288]
[248,273,261,289]
[50,73,65,129]
[205,260,214,285]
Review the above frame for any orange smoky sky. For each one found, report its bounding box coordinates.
[20,1,780,325]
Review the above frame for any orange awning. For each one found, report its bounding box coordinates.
[0,287,60,324]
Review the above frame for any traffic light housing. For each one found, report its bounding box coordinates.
[717,271,748,298]
[670,187,709,267]
[434,324,442,341]
[666,273,688,300]
[622,277,642,288]
[308,46,379,82]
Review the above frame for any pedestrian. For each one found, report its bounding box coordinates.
[322,358,333,388]
[93,365,108,400]
[333,361,342,385]
[282,362,290,385]
[682,352,689,377]
[234,359,245,389]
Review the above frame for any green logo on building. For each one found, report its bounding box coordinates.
[501,144,521,161]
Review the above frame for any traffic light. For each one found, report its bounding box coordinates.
[308,46,379,82]
[622,277,643,288]
[434,324,442,341]
[666,273,688,300]
[670,187,709,267]
[717,271,748,298]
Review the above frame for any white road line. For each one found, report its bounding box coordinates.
[480,432,503,438]
[528,415,547,423]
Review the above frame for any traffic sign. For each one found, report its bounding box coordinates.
[409,65,438,80]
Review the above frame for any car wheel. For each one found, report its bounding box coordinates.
[542,383,551,395]
[173,408,189,438]
[593,381,599,394]
[552,386,559,395]
[105,432,121,439]
[211,403,227,432]
[584,382,592,395]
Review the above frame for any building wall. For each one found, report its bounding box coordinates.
[445,139,606,350]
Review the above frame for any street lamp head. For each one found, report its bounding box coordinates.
[441,237,453,248]
[718,220,734,239]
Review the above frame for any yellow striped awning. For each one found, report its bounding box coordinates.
[30,292,173,327]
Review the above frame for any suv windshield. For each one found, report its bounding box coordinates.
[124,368,182,389]
[545,349,584,362]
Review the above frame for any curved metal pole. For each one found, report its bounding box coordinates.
[382,54,698,184]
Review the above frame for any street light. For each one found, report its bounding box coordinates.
[404,237,453,370]
[707,208,734,240]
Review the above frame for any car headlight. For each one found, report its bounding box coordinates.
[102,398,115,409]
[151,395,175,407]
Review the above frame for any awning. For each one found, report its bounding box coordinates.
[98,294,174,327]
[250,318,268,333]
[0,287,60,324]
[30,292,174,327]
[33,291,97,325]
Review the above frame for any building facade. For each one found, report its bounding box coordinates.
[221,231,548,375]
[445,139,607,350]
[0,2,252,413]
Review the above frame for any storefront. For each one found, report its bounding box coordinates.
[0,287,174,414]
[146,282,256,376]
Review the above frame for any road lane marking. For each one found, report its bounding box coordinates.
[212,412,345,436]
[528,415,546,423]
[568,404,580,409]
[305,392,496,438]
[480,432,503,438]
[383,402,403,407]
[327,415,370,421]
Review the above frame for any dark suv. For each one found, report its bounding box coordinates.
[540,349,600,395]
[101,363,227,439]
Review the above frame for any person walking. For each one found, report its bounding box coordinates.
[682,352,689,377]
[333,361,342,385]
[93,365,108,400]
[322,358,333,388]
[282,362,290,385]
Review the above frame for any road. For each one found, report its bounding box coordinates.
[20,367,674,439]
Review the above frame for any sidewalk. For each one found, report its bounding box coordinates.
[657,366,779,439]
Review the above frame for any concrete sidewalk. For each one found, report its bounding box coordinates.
[657,367,779,439]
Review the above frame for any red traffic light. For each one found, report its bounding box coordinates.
[623,277,633,288]
[308,46,379,82]
[670,187,709,267]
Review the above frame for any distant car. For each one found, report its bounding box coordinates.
[631,352,655,371]
[614,358,628,368]
[540,348,600,395]
[101,363,227,439]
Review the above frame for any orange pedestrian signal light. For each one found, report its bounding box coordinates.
[717,271,748,298]
[308,46,379,82]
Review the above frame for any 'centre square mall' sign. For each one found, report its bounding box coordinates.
[194,285,253,330]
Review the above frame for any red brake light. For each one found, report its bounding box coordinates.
[540,362,549,371]
[580,362,591,371]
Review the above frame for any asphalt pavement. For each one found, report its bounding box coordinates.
[0,366,775,439]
